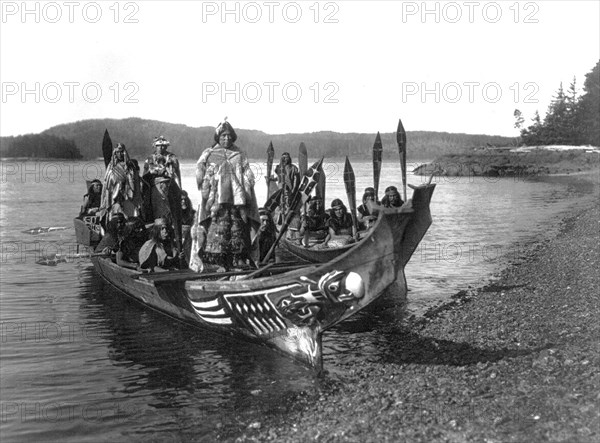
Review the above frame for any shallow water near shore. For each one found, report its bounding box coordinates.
[0,160,597,441]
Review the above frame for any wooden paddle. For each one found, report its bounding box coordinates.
[35,252,110,266]
[372,131,383,202]
[266,141,277,198]
[102,129,113,168]
[397,119,407,202]
[261,158,324,265]
[316,162,326,203]
[298,142,308,177]
[343,157,359,240]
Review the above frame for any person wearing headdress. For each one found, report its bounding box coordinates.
[299,196,329,246]
[79,179,103,218]
[100,143,142,219]
[323,198,356,247]
[138,218,182,272]
[357,187,379,230]
[381,185,404,208]
[189,118,260,272]
[142,135,182,249]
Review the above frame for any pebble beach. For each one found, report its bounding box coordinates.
[229,171,599,442]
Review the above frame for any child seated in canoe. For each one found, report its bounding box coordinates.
[115,217,148,270]
[299,197,329,247]
[138,218,183,272]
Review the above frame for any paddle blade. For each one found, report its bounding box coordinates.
[292,158,323,213]
[396,118,408,200]
[266,141,276,198]
[372,131,383,200]
[343,157,357,212]
[102,129,113,167]
[298,142,308,176]
[316,162,326,203]
[266,141,274,177]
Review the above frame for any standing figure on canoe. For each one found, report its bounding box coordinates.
[142,136,183,247]
[275,152,300,215]
[100,143,142,219]
[190,119,260,272]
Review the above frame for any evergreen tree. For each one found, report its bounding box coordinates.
[576,61,600,146]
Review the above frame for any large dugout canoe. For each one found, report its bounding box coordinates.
[89,183,435,370]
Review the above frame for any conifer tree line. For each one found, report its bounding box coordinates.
[515,61,600,147]
[0,133,82,159]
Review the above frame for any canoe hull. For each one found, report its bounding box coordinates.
[90,184,435,369]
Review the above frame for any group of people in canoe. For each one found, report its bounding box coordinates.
[78,119,405,273]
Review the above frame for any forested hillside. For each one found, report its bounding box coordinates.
[1,117,513,160]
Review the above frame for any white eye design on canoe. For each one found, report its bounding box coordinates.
[318,270,365,302]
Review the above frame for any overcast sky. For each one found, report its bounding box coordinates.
[1,0,598,137]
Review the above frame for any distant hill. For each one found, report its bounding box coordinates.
[1,117,515,161]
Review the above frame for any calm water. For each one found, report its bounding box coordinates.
[0,159,596,442]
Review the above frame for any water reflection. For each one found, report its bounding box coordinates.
[75,267,323,439]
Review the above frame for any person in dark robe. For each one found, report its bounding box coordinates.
[255,208,277,263]
[180,190,196,268]
[381,185,404,208]
[95,212,127,255]
[115,217,148,270]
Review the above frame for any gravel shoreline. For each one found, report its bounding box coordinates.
[230,173,599,443]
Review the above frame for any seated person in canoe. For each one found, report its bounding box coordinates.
[299,197,329,247]
[138,218,183,272]
[323,198,357,248]
[190,119,260,273]
[79,179,103,218]
[381,185,404,208]
[95,212,127,255]
[115,217,148,270]
[357,187,379,230]
[254,208,277,263]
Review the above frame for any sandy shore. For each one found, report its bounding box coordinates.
[227,172,599,443]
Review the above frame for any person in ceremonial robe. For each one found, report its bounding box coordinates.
[142,135,182,248]
[100,143,142,219]
[189,119,260,272]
